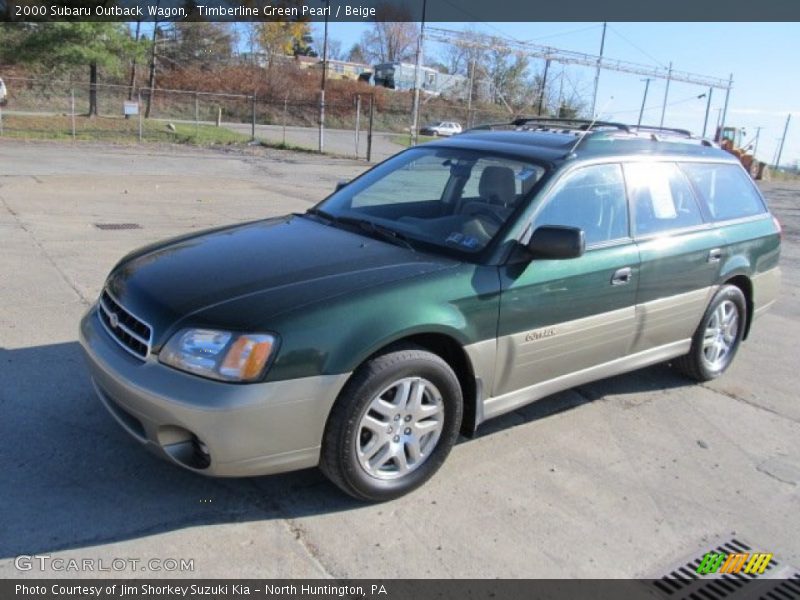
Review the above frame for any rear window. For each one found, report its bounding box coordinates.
[680,163,766,222]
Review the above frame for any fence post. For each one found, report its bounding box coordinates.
[216,107,221,127]
[138,90,143,143]
[251,94,256,142]
[367,94,374,163]
[194,93,199,139]
[0,102,3,137]
[283,93,288,146]
[354,94,361,158]
[71,89,76,141]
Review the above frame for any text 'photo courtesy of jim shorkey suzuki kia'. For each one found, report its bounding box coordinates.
[79,118,781,501]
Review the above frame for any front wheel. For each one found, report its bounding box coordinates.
[320,345,463,501]
[672,284,746,381]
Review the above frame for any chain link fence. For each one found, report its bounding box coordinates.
[0,75,515,161]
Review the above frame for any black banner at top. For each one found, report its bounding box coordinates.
[1,0,800,22]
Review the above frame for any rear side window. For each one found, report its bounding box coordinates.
[625,162,704,236]
[680,162,766,222]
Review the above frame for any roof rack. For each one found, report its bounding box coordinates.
[511,117,631,132]
[631,125,694,137]
[467,117,631,133]
[464,117,717,150]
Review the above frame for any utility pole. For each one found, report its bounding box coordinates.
[701,87,713,138]
[775,113,792,169]
[128,19,141,102]
[753,126,762,160]
[589,22,607,118]
[145,15,159,119]
[466,57,476,128]
[637,78,651,128]
[410,0,427,146]
[318,0,329,153]
[537,58,551,116]
[659,62,672,127]
[719,73,733,135]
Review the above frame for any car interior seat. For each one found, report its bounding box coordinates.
[459,166,518,222]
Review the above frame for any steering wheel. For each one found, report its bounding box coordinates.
[468,206,505,227]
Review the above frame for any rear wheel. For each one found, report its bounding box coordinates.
[320,345,462,501]
[673,284,746,381]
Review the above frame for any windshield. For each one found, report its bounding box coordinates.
[313,147,547,254]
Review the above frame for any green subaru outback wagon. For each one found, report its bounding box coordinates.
[80,119,781,500]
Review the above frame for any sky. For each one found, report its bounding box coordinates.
[304,21,800,167]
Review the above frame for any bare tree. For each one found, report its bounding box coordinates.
[347,43,368,64]
[359,5,417,64]
[485,41,530,107]
[312,32,343,61]
[440,40,467,75]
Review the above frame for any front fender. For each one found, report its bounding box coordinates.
[265,264,501,381]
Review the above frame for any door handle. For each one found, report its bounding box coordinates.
[611,267,633,286]
[708,248,723,263]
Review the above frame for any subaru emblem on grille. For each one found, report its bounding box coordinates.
[109,312,120,329]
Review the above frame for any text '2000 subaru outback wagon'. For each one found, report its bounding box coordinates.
[80,118,781,501]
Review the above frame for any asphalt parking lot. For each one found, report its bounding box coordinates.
[1,139,798,579]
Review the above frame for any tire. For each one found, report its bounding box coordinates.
[672,284,747,382]
[320,345,463,501]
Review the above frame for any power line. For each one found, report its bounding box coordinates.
[425,26,730,89]
[606,24,667,69]
[526,24,602,43]
[610,92,711,115]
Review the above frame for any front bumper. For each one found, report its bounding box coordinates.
[79,306,350,477]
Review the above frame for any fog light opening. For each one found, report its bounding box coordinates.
[191,436,211,469]
[159,426,212,470]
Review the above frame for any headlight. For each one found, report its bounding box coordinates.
[159,328,277,382]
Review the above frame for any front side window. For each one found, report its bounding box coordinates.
[315,148,547,254]
[680,162,766,222]
[625,162,704,236]
[533,163,629,246]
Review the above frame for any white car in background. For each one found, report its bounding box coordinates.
[0,77,8,106]
[420,121,462,137]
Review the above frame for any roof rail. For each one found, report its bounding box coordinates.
[512,117,631,132]
[466,117,631,133]
[632,125,694,137]
[467,121,517,131]
[465,118,717,149]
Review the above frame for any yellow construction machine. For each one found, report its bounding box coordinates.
[715,126,768,180]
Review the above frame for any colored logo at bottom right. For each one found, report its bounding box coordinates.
[696,551,773,575]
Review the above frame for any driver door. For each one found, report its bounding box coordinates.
[493,163,640,398]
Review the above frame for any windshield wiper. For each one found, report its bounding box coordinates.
[335,215,417,253]
[306,209,415,252]
[304,207,337,222]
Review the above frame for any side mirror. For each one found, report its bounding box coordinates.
[335,180,349,192]
[526,226,585,259]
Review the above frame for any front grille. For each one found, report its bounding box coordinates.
[97,289,153,360]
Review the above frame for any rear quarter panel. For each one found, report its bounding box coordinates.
[717,215,781,315]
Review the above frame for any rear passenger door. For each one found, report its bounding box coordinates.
[626,161,724,353]
[494,163,639,397]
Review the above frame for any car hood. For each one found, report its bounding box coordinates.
[105,215,457,344]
